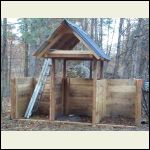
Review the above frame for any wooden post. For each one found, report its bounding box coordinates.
[62,59,66,115]
[135,79,143,127]
[92,59,98,126]
[97,61,104,80]
[100,61,104,79]
[49,59,56,121]
[89,61,92,79]
[11,78,17,119]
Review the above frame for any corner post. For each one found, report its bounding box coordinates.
[92,59,98,126]
[135,79,143,127]
[49,58,56,121]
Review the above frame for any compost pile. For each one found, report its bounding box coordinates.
[56,114,91,123]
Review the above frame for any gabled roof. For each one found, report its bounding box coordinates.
[33,19,110,61]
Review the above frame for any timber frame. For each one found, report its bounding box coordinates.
[47,51,104,125]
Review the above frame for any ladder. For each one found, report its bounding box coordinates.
[24,58,52,118]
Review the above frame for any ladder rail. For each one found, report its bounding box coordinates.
[24,60,49,117]
[32,65,51,113]
[24,58,51,118]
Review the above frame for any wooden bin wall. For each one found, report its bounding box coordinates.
[11,77,34,119]
[96,79,142,126]
[65,78,93,116]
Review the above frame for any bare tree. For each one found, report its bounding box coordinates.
[108,19,116,56]
[113,18,124,78]
[123,19,131,78]
[23,18,29,77]
[99,18,103,49]
[1,18,8,97]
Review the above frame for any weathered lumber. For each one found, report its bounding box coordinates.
[135,79,143,127]
[92,59,98,126]
[49,59,56,121]
[62,59,66,115]
[46,50,94,59]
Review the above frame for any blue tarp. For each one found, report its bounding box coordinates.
[64,20,111,61]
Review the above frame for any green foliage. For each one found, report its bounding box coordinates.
[67,64,90,78]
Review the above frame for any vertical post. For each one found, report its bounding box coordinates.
[100,61,104,79]
[97,61,104,80]
[62,59,66,115]
[92,59,98,126]
[89,61,92,79]
[49,58,55,121]
[11,78,17,119]
[135,79,143,127]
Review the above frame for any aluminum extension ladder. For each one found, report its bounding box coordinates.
[24,58,52,118]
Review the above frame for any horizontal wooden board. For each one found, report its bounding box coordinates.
[108,86,136,93]
[108,79,136,86]
[69,78,93,85]
[68,97,92,102]
[110,92,136,99]
[107,98,135,105]
[16,77,34,85]
[106,103,135,118]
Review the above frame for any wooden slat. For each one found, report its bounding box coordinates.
[108,85,136,93]
[69,78,93,85]
[16,77,34,84]
[108,79,136,86]
[135,79,143,127]
[110,92,135,99]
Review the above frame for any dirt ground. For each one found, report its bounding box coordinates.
[1,97,149,131]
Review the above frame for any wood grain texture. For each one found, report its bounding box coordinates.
[49,59,56,121]
[135,79,143,127]
[66,78,93,117]
[92,60,98,125]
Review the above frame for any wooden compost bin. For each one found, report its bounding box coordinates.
[11,77,143,127]
[95,79,143,126]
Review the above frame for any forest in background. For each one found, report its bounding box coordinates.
[1,18,149,99]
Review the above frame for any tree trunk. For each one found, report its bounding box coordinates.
[94,18,98,43]
[108,19,116,56]
[123,19,131,78]
[99,18,103,49]
[1,18,8,97]
[133,19,143,78]
[106,19,111,54]
[23,18,29,77]
[113,18,124,78]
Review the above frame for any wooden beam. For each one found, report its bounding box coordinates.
[92,59,98,126]
[49,59,56,121]
[135,79,143,127]
[62,59,66,115]
[45,50,94,59]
